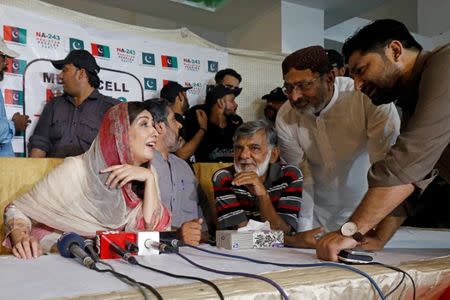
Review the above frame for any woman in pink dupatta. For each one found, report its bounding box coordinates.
[3,102,171,259]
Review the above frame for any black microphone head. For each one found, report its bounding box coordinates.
[57,232,86,258]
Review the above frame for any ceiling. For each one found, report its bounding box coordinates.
[87,0,390,31]
[88,0,280,32]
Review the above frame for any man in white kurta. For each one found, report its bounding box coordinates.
[276,46,400,232]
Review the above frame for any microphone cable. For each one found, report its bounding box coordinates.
[385,271,406,298]
[92,263,161,300]
[174,251,289,300]
[367,262,416,300]
[183,244,386,300]
[117,241,225,300]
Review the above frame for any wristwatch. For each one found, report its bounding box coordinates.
[340,221,365,243]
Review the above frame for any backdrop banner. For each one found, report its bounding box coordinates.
[0,3,228,156]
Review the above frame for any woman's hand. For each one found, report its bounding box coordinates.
[12,234,43,259]
[101,164,154,189]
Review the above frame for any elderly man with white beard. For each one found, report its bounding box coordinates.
[213,120,319,244]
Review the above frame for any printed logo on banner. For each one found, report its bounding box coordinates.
[208,60,219,73]
[69,38,84,51]
[4,89,24,106]
[116,48,136,63]
[161,55,178,69]
[35,32,61,49]
[91,43,110,59]
[184,81,202,95]
[183,58,201,72]
[142,52,155,66]
[144,78,157,91]
[3,25,27,45]
[5,58,27,75]
[42,72,63,85]
[46,89,56,102]
[99,80,130,92]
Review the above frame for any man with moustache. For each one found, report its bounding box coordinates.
[0,39,30,156]
[317,20,450,261]
[29,50,119,158]
[213,120,307,236]
[184,84,242,162]
[160,81,208,161]
[146,99,207,245]
[276,46,400,244]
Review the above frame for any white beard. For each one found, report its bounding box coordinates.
[294,104,315,117]
[234,149,272,177]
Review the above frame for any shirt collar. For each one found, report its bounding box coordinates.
[318,81,339,116]
[397,49,430,112]
[263,162,281,188]
[65,89,101,105]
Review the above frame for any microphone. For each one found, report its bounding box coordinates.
[146,240,178,253]
[159,231,184,249]
[108,239,137,264]
[125,241,139,254]
[84,239,100,262]
[57,232,96,269]
[160,238,184,249]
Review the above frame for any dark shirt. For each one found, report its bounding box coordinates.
[29,89,119,158]
[184,104,243,162]
[213,163,303,232]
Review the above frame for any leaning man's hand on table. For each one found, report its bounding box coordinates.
[285,227,324,249]
[316,231,358,261]
[178,218,203,246]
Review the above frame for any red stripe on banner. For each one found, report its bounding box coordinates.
[91,44,99,56]
[3,26,13,41]
[5,58,14,73]
[4,89,13,105]
[161,55,168,67]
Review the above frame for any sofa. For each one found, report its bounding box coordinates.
[0,157,230,254]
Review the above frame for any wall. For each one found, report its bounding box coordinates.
[362,0,418,33]
[418,0,450,36]
[281,1,324,54]
[227,2,281,52]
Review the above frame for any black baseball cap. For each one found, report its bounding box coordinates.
[160,81,192,103]
[205,84,241,106]
[262,87,287,102]
[51,50,100,74]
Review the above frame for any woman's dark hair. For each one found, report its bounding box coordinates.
[342,19,422,63]
[126,100,156,197]
[127,101,148,124]
[143,98,169,124]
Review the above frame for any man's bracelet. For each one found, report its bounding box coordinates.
[199,127,207,132]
